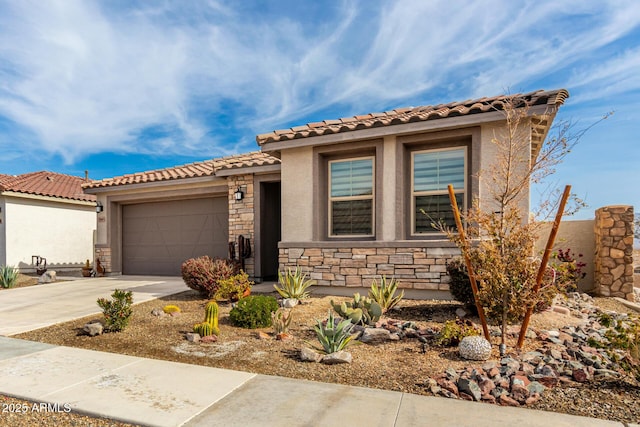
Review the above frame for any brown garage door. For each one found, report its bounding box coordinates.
[122,198,228,275]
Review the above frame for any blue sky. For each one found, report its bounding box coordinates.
[0,1,638,220]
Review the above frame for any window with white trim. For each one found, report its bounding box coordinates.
[412,147,466,234]
[328,157,374,237]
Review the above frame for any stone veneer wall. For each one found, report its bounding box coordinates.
[279,246,459,291]
[594,205,634,301]
[228,174,255,277]
[95,245,112,274]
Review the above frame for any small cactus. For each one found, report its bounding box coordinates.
[163,304,181,314]
[331,293,383,326]
[194,321,213,337]
[205,301,219,332]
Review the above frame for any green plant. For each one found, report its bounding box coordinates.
[368,275,404,312]
[181,256,239,298]
[97,289,133,332]
[311,310,357,354]
[214,271,253,301]
[446,258,476,308]
[229,295,279,329]
[194,322,214,337]
[162,304,181,314]
[0,265,19,289]
[193,300,220,336]
[271,308,293,334]
[435,319,480,347]
[331,293,382,326]
[274,267,315,299]
[595,313,640,380]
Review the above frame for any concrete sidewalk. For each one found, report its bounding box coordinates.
[0,276,185,336]
[0,337,627,427]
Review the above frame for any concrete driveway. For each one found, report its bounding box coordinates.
[0,275,185,336]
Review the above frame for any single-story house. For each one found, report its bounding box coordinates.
[84,89,568,297]
[0,171,97,273]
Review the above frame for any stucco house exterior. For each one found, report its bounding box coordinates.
[0,172,97,273]
[84,89,568,297]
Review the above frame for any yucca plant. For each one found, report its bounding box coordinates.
[0,265,19,289]
[311,310,357,354]
[368,275,404,312]
[274,267,315,300]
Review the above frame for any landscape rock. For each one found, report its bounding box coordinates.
[322,350,352,364]
[185,333,200,343]
[458,336,492,361]
[151,308,166,317]
[498,394,520,407]
[255,331,270,340]
[457,378,481,401]
[276,332,293,341]
[282,298,298,308]
[38,271,57,284]
[360,328,391,344]
[300,347,322,363]
[200,335,217,343]
[83,321,103,336]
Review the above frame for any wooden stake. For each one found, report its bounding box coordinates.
[448,185,490,340]
[516,185,572,348]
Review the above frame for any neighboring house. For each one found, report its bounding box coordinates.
[85,89,568,298]
[0,172,97,273]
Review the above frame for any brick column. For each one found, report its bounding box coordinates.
[594,205,634,301]
[228,174,255,277]
[95,245,112,274]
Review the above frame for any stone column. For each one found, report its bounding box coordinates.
[228,174,255,277]
[594,205,634,301]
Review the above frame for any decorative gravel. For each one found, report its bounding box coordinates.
[9,290,640,425]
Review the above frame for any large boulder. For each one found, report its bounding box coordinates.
[458,336,492,361]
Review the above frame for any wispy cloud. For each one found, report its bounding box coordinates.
[0,0,638,164]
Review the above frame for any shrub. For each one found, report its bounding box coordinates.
[274,267,315,300]
[97,289,133,332]
[0,265,18,289]
[214,271,253,301]
[229,295,278,329]
[312,310,357,354]
[163,304,181,314]
[436,319,480,347]
[181,256,239,298]
[549,248,586,293]
[446,258,476,308]
[368,275,404,312]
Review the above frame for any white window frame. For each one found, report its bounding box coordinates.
[328,156,375,238]
[411,147,466,235]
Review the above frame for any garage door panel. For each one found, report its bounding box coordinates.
[122,198,228,275]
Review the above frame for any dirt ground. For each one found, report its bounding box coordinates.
[9,289,640,424]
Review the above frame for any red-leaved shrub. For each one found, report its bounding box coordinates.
[181,256,239,298]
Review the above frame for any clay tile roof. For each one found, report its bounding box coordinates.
[0,171,96,202]
[83,151,280,190]
[256,89,569,145]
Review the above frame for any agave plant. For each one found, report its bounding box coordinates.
[0,265,18,289]
[274,267,315,300]
[312,310,356,354]
[368,275,404,312]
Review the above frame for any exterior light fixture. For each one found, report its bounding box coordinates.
[96,201,104,213]
[234,187,244,201]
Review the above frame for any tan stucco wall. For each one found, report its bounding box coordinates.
[535,219,595,292]
[281,147,314,241]
[0,198,6,265]
[478,121,531,215]
[381,135,397,241]
[3,196,95,270]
